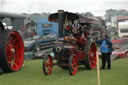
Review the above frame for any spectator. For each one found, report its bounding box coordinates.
[96,34,112,69]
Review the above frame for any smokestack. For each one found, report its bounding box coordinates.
[58,10,64,38]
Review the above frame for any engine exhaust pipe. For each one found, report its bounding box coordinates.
[58,10,64,38]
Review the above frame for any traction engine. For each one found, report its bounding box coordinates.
[42,10,97,76]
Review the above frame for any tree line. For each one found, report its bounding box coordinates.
[2,9,128,26]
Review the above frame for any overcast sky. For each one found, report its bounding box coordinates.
[0,0,128,16]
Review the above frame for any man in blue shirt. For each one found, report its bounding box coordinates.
[96,35,112,69]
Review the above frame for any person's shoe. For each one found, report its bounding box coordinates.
[107,68,111,70]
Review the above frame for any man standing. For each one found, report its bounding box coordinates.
[96,35,112,69]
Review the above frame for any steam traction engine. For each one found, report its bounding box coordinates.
[0,21,24,72]
[42,10,97,76]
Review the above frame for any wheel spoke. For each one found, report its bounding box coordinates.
[48,67,52,72]
[45,62,49,67]
[9,59,15,67]
[13,38,19,44]
[71,63,74,71]
[71,62,74,68]
[13,44,21,48]
[9,55,18,69]
[91,60,95,64]
[8,54,15,61]
[11,33,16,38]
[7,56,13,63]
[14,62,17,67]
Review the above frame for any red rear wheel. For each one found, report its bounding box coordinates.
[68,54,78,76]
[88,43,97,69]
[43,54,53,75]
[0,30,24,72]
[85,41,97,69]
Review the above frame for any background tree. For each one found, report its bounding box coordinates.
[105,9,128,22]
[81,12,94,16]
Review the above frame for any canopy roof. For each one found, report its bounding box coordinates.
[48,11,79,22]
[79,15,100,24]
[48,11,101,25]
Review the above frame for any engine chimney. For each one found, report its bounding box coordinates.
[58,10,64,38]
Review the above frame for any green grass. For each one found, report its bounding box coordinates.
[0,58,128,85]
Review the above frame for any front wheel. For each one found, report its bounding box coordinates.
[43,54,53,75]
[68,54,78,76]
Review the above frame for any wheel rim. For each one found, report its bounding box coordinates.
[70,55,78,75]
[6,31,24,71]
[89,43,97,69]
[44,55,53,75]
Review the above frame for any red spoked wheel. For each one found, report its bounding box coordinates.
[0,30,24,72]
[88,43,97,69]
[85,41,97,69]
[43,54,53,75]
[68,54,78,76]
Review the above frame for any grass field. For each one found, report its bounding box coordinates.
[0,58,128,85]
